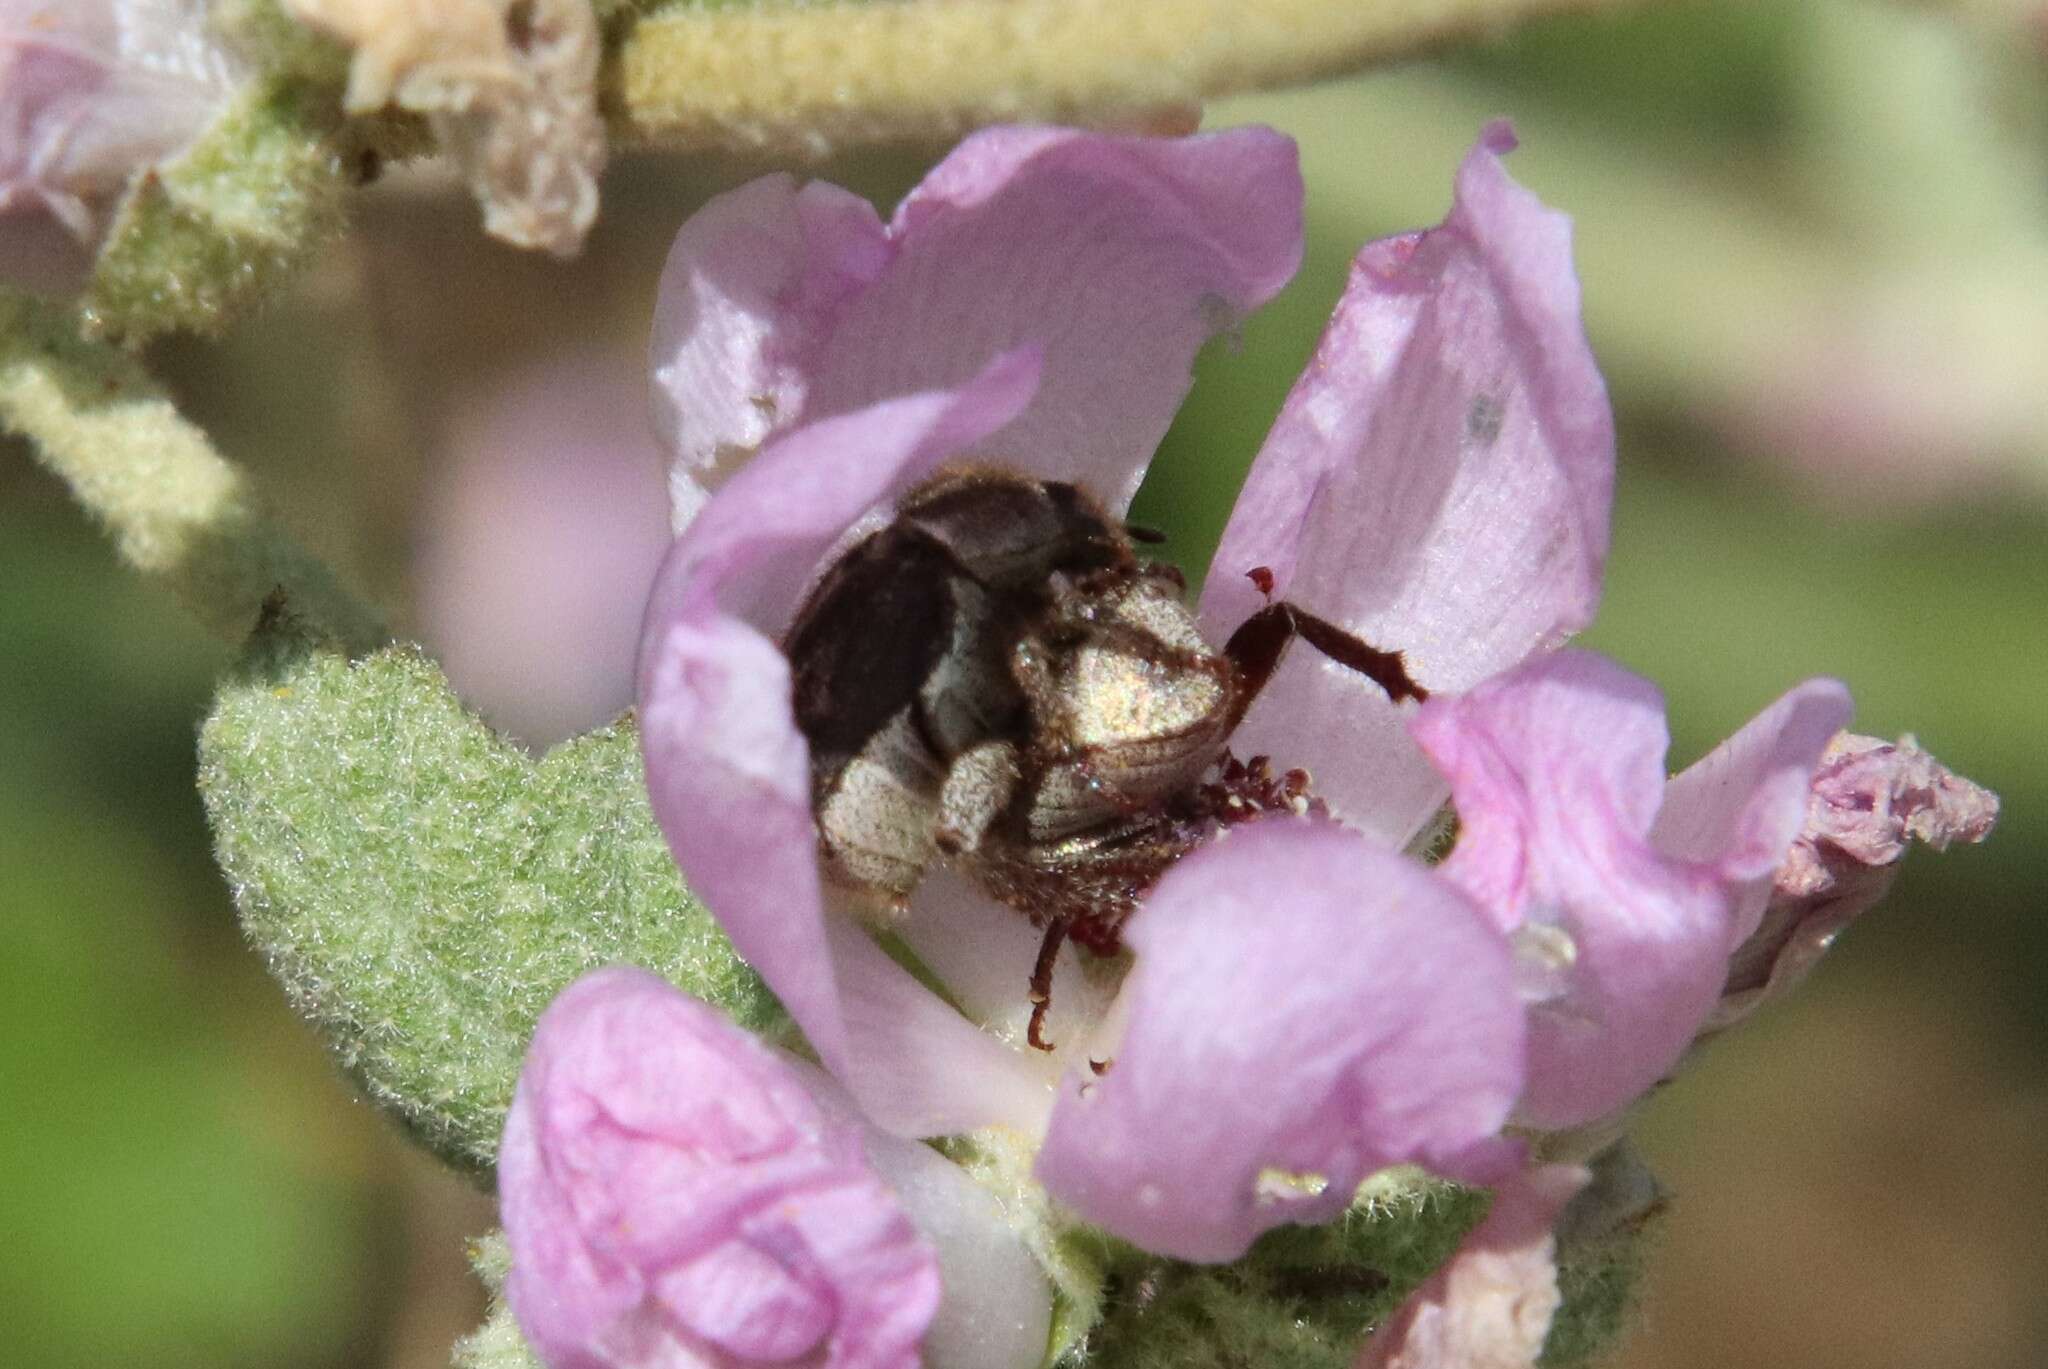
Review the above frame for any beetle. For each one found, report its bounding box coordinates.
[783,465,1425,1050]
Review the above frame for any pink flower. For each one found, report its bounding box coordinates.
[502,967,1050,1369]
[0,0,238,291]
[625,120,1861,1283]
[477,118,2005,1369]
[474,119,1995,1369]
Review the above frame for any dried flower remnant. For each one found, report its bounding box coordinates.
[1712,731,1998,1031]
[0,0,239,290]
[283,0,604,254]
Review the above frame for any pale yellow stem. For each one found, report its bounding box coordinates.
[615,0,1635,153]
[1,293,383,650]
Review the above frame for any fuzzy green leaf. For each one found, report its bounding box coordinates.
[198,609,781,1175]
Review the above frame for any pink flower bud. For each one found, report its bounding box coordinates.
[500,967,940,1369]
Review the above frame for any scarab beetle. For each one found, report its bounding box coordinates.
[783,466,1425,1049]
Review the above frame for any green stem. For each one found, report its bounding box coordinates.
[1,291,384,652]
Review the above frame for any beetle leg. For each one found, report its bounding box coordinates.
[934,738,1021,855]
[1027,917,1070,1052]
[1222,599,1428,730]
[813,711,946,905]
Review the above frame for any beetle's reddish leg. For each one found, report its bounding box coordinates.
[1026,918,1070,1052]
[1292,613,1428,704]
[1222,600,1428,730]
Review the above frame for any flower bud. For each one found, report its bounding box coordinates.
[500,968,940,1369]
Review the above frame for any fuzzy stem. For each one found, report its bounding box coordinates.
[613,0,1637,153]
[0,292,383,652]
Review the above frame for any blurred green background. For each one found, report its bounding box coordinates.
[3,2,2044,1366]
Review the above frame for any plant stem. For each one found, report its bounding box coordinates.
[1,292,384,652]
[614,0,1637,153]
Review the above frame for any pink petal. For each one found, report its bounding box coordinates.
[795,1058,1056,1369]
[642,348,1041,638]
[1036,818,1525,1263]
[1200,122,1613,849]
[1413,652,1847,1130]
[1354,1164,1588,1369]
[1413,652,1695,1130]
[1651,676,1854,942]
[649,174,890,528]
[500,968,940,1369]
[826,914,1053,1135]
[1416,653,1701,1131]
[651,125,1303,527]
[1646,680,1859,893]
[1713,732,1995,1031]
[1416,654,1670,943]
[636,357,1053,1136]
